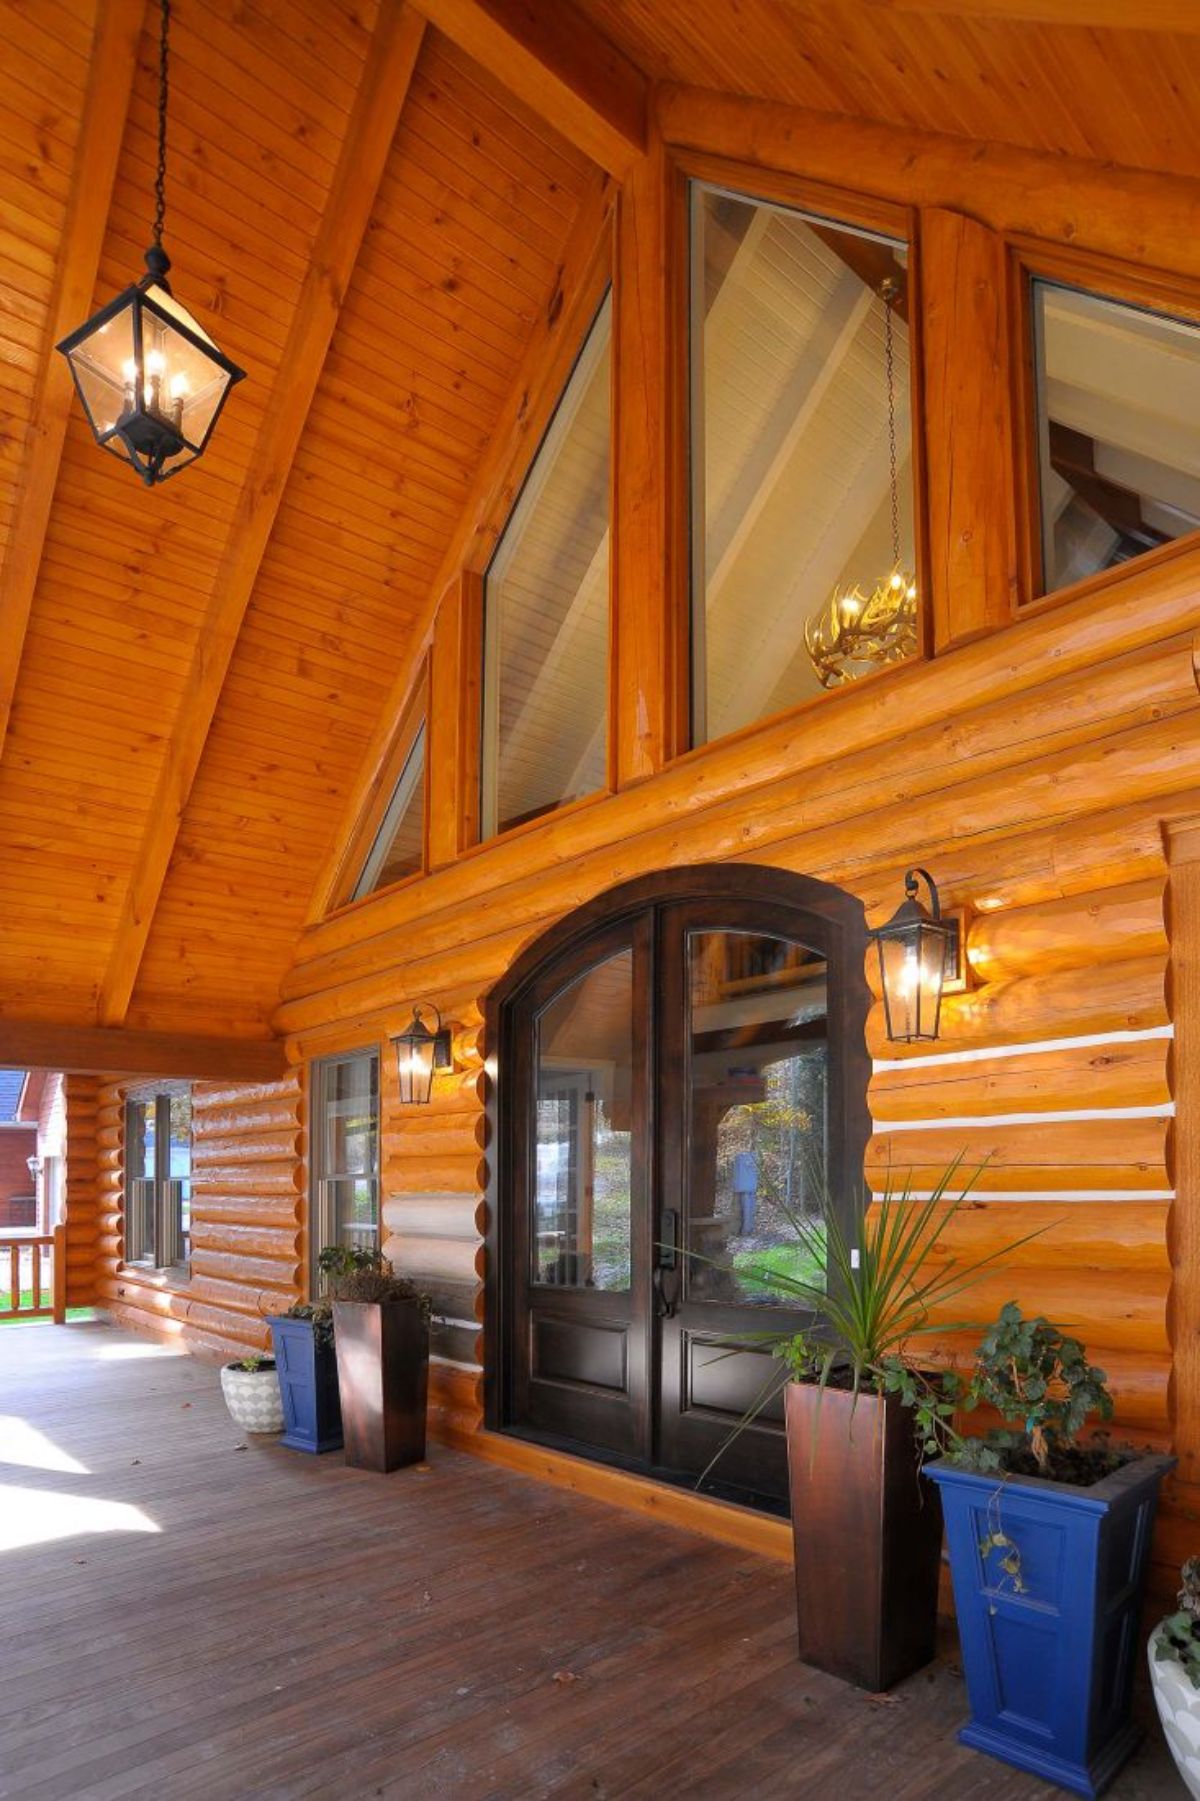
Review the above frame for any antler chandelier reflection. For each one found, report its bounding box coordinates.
[805,277,917,689]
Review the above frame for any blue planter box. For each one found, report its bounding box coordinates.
[266,1314,343,1454]
[926,1453,1174,1798]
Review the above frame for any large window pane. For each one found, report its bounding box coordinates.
[351,723,425,901]
[534,948,632,1290]
[481,291,611,838]
[313,1052,379,1273]
[684,931,828,1306]
[1033,280,1200,596]
[690,185,915,744]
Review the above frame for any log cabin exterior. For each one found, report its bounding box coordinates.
[6,0,1200,1603]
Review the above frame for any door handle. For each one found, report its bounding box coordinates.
[654,1209,680,1317]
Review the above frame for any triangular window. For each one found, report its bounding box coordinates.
[350,720,426,903]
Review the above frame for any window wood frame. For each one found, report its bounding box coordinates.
[325,658,430,914]
[674,148,930,757]
[121,1087,191,1276]
[1010,234,1200,618]
[475,280,612,842]
[309,1048,380,1292]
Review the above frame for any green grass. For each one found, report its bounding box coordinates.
[0,1291,94,1326]
[732,1239,826,1297]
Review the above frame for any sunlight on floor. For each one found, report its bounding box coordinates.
[0,1416,88,1475]
[94,1339,184,1361]
[0,1482,160,1552]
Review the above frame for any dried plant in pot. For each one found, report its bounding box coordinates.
[324,1247,432,1474]
[925,1306,1174,1798]
[693,1156,1038,1692]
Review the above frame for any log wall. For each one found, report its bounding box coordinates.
[95,1073,306,1358]
[275,561,1200,1588]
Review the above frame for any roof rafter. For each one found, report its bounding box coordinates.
[0,1020,286,1083]
[411,0,646,176]
[0,0,145,767]
[96,0,428,1028]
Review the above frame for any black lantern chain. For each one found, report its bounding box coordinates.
[56,0,244,485]
[153,0,170,251]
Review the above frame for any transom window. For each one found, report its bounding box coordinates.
[689,183,916,745]
[1031,278,1200,597]
[124,1088,192,1271]
[311,1051,379,1284]
[480,290,612,839]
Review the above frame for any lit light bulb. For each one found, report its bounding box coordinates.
[169,372,189,400]
[889,571,904,591]
[121,358,138,384]
[146,348,166,378]
[895,948,918,1000]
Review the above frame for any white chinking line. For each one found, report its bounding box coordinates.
[870,1023,1175,1202]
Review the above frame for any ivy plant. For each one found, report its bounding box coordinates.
[960,1302,1114,1476]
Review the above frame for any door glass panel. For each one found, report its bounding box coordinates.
[534,948,633,1289]
[685,930,828,1305]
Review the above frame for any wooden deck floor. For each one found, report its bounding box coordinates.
[0,1323,1182,1800]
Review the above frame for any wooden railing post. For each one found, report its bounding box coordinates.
[52,1221,67,1324]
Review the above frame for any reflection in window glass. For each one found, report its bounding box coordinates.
[351,724,425,901]
[690,185,915,743]
[481,292,611,839]
[1033,281,1200,596]
[313,1052,379,1273]
[534,949,632,1289]
[685,931,828,1306]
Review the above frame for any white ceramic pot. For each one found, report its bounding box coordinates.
[220,1360,284,1434]
[1148,1629,1200,1798]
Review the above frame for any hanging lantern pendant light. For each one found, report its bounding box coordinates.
[805,274,918,688]
[57,0,244,485]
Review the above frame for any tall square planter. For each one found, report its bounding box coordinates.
[332,1298,429,1473]
[266,1314,343,1454]
[926,1453,1174,1798]
[785,1381,944,1691]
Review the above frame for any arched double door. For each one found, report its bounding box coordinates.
[485,869,872,1510]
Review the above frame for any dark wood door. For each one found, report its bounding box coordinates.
[507,915,653,1461]
[494,874,869,1509]
[654,900,856,1506]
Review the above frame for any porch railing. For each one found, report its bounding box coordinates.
[0,1224,67,1323]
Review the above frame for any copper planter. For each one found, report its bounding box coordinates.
[784,1380,944,1691]
[331,1298,429,1473]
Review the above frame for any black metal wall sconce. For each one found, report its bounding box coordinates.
[391,1004,454,1105]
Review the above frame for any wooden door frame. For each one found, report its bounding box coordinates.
[482,863,873,1448]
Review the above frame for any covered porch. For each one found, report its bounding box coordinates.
[0,1322,1176,1800]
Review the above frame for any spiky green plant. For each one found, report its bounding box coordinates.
[691,1155,1047,1476]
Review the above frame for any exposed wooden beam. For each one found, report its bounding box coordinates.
[0,1021,286,1082]
[96,0,427,1028]
[0,0,145,766]
[1050,422,1166,552]
[850,0,1200,30]
[410,0,646,176]
[657,87,1200,282]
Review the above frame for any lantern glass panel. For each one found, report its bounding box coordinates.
[141,286,235,457]
[877,920,947,1042]
[63,297,137,444]
[396,1030,436,1105]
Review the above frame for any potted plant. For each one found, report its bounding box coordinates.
[925,1304,1174,1798]
[266,1295,343,1454]
[1150,1557,1200,1799]
[699,1159,1035,1691]
[219,1351,283,1434]
[326,1246,432,1473]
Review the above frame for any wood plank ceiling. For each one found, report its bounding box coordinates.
[0,0,595,1039]
[1,0,1199,1042]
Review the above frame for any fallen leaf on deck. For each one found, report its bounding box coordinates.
[552,1670,581,1686]
[865,1692,901,1707]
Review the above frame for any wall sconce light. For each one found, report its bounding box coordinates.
[391,1004,453,1105]
[869,868,959,1044]
[26,1155,43,1181]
